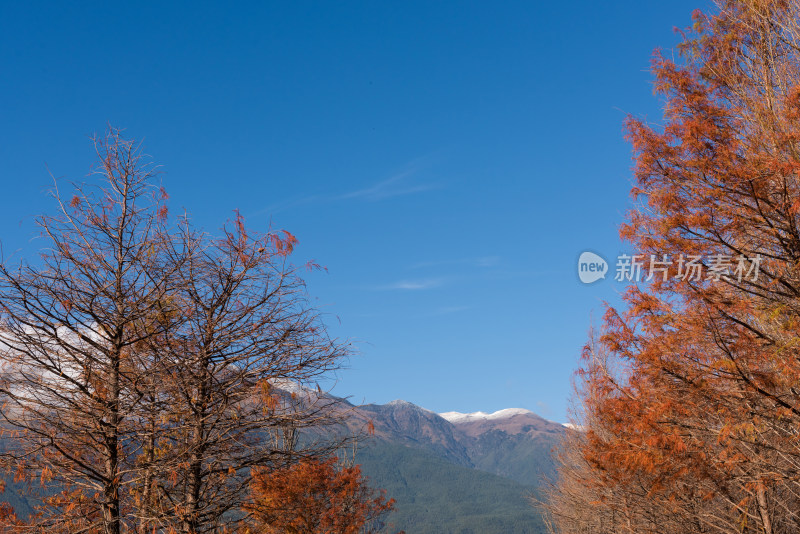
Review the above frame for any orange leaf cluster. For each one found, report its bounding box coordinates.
[247,457,398,534]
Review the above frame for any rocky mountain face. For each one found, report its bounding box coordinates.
[355,400,564,487]
[444,408,565,486]
[356,400,473,466]
[347,400,564,533]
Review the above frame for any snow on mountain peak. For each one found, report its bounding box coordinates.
[269,378,314,394]
[438,408,535,423]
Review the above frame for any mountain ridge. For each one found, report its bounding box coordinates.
[349,396,564,485]
[347,397,563,533]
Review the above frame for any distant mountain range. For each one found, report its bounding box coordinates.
[347,398,565,533]
[0,392,565,533]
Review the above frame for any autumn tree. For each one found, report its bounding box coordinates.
[547,1,800,533]
[0,130,173,533]
[138,217,350,533]
[246,456,397,534]
[0,129,352,533]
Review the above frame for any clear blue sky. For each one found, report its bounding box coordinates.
[0,1,707,422]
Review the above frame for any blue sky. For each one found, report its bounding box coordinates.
[0,1,706,422]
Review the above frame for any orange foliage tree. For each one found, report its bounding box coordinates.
[0,129,352,533]
[545,1,800,533]
[246,457,398,534]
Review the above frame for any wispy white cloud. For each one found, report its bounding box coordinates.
[376,278,444,291]
[429,305,471,316]
[253,166,439,216]
[255,194,324,217]
[337,171,439,202]
[474,256,500,268]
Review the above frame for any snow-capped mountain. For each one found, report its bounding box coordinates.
[350,398,563,486]
[439,408,537,423]
[349,398,563,532]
